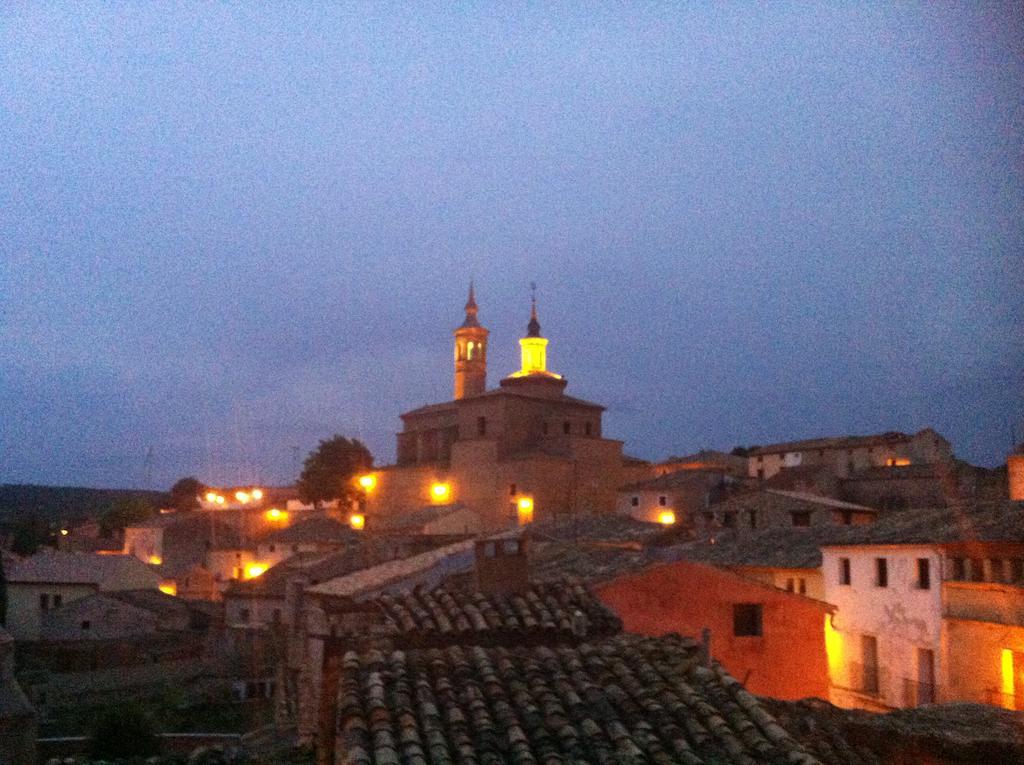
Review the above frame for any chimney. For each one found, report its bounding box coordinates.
[474,535,530,595]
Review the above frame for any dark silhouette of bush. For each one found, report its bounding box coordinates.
[88,704,159,759]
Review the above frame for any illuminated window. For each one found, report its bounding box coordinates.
[733,604,763,637]
[840,558,851,585]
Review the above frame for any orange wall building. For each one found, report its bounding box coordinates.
[595,559,832,700]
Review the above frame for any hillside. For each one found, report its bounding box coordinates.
[0,484,169,523]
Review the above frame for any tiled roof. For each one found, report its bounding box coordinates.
[258,515,359,545]
[376,504,474,532]
[712,490,876,517]
[336,634,822,765]
[373,582,622,647]
[749,431,916,456]
[401,386,604,419]
[621,468,730,492]
[676,526,837,570]
[764,697,1024,764]
[821,500,1024,547]
[8,550,160,587]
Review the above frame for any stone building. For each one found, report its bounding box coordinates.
[748,428,953,481]
[363,287,624,531]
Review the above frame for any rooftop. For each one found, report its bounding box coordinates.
[820,500,1024,547]
[713,489,877,517]
[401,385,605,419]
[258,515,359,546]
[8,550,160,587]
[335,634,823,764]
[749,429,940,456]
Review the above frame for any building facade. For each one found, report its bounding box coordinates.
[362,288,624,531]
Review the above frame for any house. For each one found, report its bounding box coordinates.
[617,467,737,526]
[372,503,482,536]
[596,559,834,700]
[255,516,359,569]
[37,588,213,641]
[361,287,624,531]
[748,428,953,480]
[703,490,877,534]
[5,551,161,640]
[820,500,1024,711]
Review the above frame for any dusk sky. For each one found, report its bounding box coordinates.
[2,3,1022,489]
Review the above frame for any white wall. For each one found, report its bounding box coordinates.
[822,545,943,709]
[6,583,97,641]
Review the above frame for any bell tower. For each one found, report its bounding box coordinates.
[453,282,488,399]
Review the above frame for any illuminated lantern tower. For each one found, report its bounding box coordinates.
[453,282,488,399]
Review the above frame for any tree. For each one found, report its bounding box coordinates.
[297,435,373,508]
[169,476,206,511]
[99,496,154,536]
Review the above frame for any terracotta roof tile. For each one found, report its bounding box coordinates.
[336,635,823,764]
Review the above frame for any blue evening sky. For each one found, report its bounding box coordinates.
[1,3,1021,488]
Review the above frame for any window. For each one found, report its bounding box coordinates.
[240,609,250,623]
[585,422,592,436]
[791,511,811,527]
[269,544,276,553]
[785,578,795,592]
[658,495,667,507]
[1012,558,1024,582]
[917,558,931,590]
[875,558,888,588]
[861,635,879,693]
[798,578,807,595]
[272,609,282,623]
[630,496,639,507]
[733,604,763,637]
[53,594,62,608]
[502,540,520,555]
[477,416,487,436]
[969,558,984,582]
[39,594,50,611]
[81,620,91,630]
[756,468,764,479]
[563,421,571,435]
[723,512,736,528]
[841,511,853,525]
[702,511,714,525]
[483,542,497,558]
[749,510,757,529]
[952,557,966,580]
[509,484,517,497]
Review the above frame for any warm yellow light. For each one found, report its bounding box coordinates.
[358,474,377,491]
[148,555,163,565]
[349,513,366,530]
[159,581,177,596]
[516,496,534,525]
[245,563,268,579]
[1002,649,1016,710]
[266,508,286,521]
[886,458,911,467]
[430,482,452,503]
[215,495,226,505]
[825,614,844,680]
[657,510,676,526]
[251,488,263,500]
[205,492,217,502]
[235,491,251,503]
[60,528,69,536]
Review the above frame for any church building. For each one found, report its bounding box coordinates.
[362,285,624,531]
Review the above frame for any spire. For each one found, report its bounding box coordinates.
[526,281,541,337]
[460,281,480,328]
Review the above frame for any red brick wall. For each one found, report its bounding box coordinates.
[595,560,830,700]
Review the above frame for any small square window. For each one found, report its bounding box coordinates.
[658,495,667,507]
[791,511,811,527]
[630,496,639,507]
[733,604,763,637]
[722,512,736,528]
[952,557,966,580]
[54,594,63,608]
[798,578,806,595]
[585,422,593,436]
[563,421,571,435]
[502,540,520,555]
[785,578,795,592]
[509,483,517,497]
[81,620,91,630]
[40,594,50,611]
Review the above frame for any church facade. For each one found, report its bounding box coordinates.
[362,286,624,531]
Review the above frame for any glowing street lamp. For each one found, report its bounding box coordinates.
[430,482,452,503]
[357,474,377,492]
[235,491,251,503]
[251,488,264,500]
[205,492,217,503]
[657,510,676,526]
[245,563,268,579]
[516,496,534,525]
[349,513,366,530]
[266,508,286,521]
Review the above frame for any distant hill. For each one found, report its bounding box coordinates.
[0,484,170,524]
